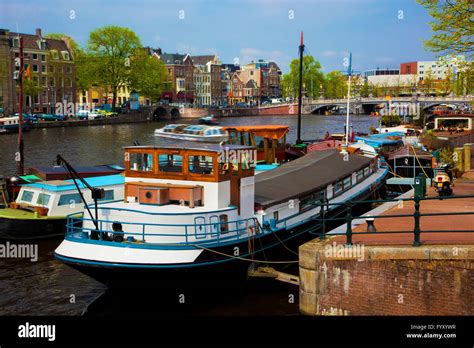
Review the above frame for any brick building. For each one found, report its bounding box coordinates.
[155,50,195,103]
[0,28,76,115]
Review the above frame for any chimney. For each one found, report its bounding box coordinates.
[35,28,42,38]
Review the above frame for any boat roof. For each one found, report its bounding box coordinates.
[223,125,289,140]
[354,136,401,145]
[369,131,405,138]
[23,174,124,192]
[27,164,124,181]
[125,143,254,152]
[254,149,372,207]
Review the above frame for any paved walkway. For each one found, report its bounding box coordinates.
[331,173,474,246]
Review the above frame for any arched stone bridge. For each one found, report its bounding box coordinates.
[305,96,472,115]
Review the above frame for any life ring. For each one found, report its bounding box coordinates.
[222,163,229,171]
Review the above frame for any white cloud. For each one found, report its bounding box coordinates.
[239,47,285,64]
[321,50,337,57]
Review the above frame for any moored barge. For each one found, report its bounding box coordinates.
[54,142,388,288]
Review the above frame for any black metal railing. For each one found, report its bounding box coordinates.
[298,194,474,247]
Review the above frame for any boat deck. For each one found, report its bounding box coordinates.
[0,208,62,220]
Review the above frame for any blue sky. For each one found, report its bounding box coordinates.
[0,0,438,73]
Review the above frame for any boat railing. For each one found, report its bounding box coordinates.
[66,214,262,247]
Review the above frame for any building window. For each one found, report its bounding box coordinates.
[34,94,39,104]
[66,66,72,74]
[41,54,46,62]
[50,78,55,87]
[12,38,20,47]
[32,53,38,60]
[61,51,70,60]
[42,65,47,73]
[51,50,59,60]
[42,77,47,87]
[33,65,38,72]
[49,65,54,73]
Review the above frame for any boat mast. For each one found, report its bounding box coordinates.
[296,31,304,144]
[342,52,352,153]
[17,36,24,176]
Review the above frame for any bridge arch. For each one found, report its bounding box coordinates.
[153,107,168,120]
[310,104,339,115]
[170,107,180,119]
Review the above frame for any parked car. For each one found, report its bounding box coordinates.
[88,110,102,120]
[234,102,248,108]
[76,110,90,120]
[96,109,118,117]
[38,114,66,121]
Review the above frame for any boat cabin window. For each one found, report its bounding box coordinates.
[334,181,344,196]
[254,135,265,149]
[219,214,228,234]
[343,176,352,190]
[357,169,364,183]
[363,167,370,177]
[158,154,183,173]
[20,190,34,203]
[189,155,214,175]
[98,190,114,201]
[58,193,82,206]
[300,191,323,213]
[130,153,154,172]
[36,193,51,206]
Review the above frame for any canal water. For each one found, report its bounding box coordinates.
[0,114,379,316]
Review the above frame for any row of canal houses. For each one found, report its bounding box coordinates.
[0,27,282,115]
[147,47,283,106]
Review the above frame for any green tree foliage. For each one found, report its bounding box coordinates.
[324,71,347,99]
[281,56,324,99]
[128,49,168,102]
[417,0,473,59]
[360,79,370,97]
[86,26,142,107]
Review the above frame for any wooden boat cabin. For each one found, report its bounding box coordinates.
[123,144,256,218]
[223,125,289,164]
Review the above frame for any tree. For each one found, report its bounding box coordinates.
[128,49,168,102]
[440,66,454,95]
[86,26,142,108]
[417,0,473,59]
[281,56,325,99]
[324,71,347,99]
[423,68,435,95]
[360,79,370,97]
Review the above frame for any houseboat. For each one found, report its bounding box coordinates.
[54,143,388,288]
[154,124,229,143]
[0,174,124,240]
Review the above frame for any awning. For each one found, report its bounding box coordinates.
[223,125,289,140]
